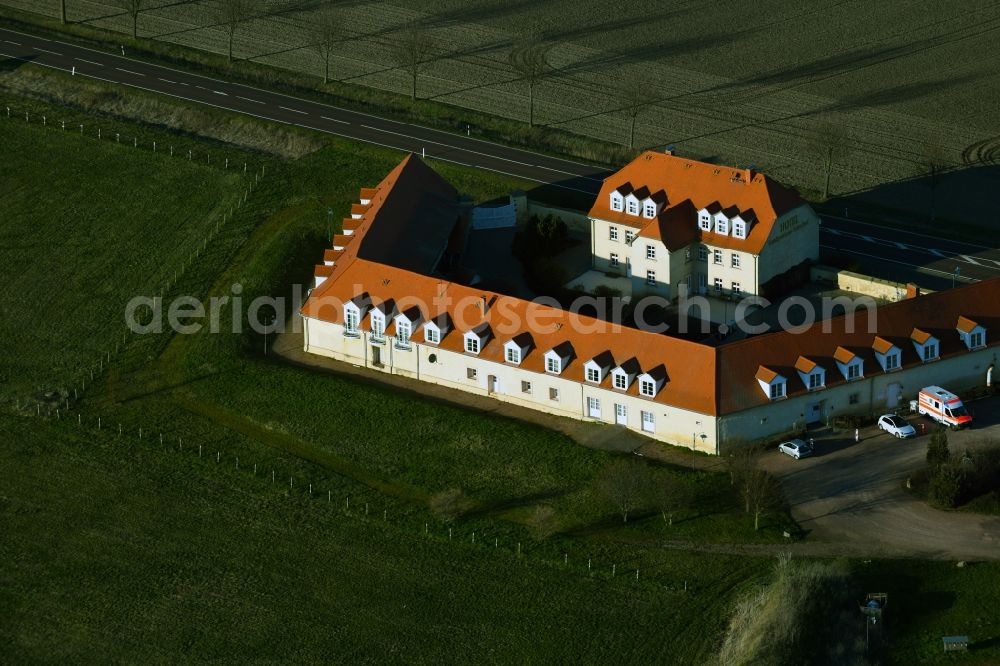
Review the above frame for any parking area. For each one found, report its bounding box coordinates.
[761,395,1000,560]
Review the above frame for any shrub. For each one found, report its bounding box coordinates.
[928,464,966,508]
[926,428,950,467]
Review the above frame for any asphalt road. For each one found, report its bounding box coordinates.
[3,25,1000,290]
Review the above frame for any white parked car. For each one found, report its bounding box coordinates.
[878,414,917,438]
[778,439,813,459]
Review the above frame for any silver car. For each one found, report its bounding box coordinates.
[878,414,917,438]
[778,439,813,459]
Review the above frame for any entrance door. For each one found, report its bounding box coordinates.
[806,401,822,425]
[488,375,498,394]
[587,397,601,418]
[886,382,901,409]
[371,345,382,368]
[615,403,627,425]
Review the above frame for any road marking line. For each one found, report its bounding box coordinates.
[158,77,177,84]
[236,95,264,104]
[320,115,349,124]
[36,47,62,55]
[77,58,103,66]
[819,244,980,283]
[894,242,908,250]
[213,90,228,96]
[861,235,874,242]
[115,67,144,76]
[960,254,981,265]
[4,40,21,45]
[279,105,308,115]
[825,227,841,235]
[930,249,946,257]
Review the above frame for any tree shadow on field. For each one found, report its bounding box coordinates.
[0,53,37,73]
[463,488,568,519]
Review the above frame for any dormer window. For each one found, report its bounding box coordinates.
[586,367,600,382]
[643,202,656,218]
[506,346,520,364]
[614,373,627,389]
[584,355,612,384]
[639,378,655,397]
[911,328,939,363]
[370,312,385,340]
[396,319,411,346]
[636,368,665,398]
[627,199,638,215]
[756,366,786,400]
[610,192,624,211]
[770,382,785,399]
[885,353,899,370]
[544,344,573,375]
[714,216,729,235]
[465,336,479,354]
[808,373,823,390]
[464,323,490,356]
[848,363,861,380]
[699,212,711,231]
[546,356,561,374]
[957,316,986,350]
[922,343,938,361]
[970,331,984,349]
[733,220,746,239]
[425,326,440,344]
[344,307,359,335]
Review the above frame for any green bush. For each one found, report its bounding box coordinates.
[928,464,966,508]
[926,428,950,467]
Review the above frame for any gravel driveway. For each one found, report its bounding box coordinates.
[761,396,1000,560]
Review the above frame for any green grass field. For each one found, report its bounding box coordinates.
[2,91,999,663]
[0,108,246,399]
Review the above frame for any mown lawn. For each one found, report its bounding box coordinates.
[0,111,246,399]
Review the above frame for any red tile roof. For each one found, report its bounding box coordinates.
[588,151,805,255]
[833,346,857,364]
[794,356,818,373]
[911,327,934,344]
[957,316,979,334]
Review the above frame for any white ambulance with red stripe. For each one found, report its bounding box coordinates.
[917,386,972,429]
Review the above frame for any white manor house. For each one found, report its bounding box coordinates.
[300,154,999,454]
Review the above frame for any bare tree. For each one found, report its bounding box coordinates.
[312,6,342,85]
[117,0,142,39]
[809,122,847,200]
[218,0,255,63]
[428,488,471,523]
[620,73,658,149]
[743,469,783,531]
[391,25,435,101]
[595,460,651,523]
[509,36,552,127]
[529,505,558,541]
[651,477,690,526]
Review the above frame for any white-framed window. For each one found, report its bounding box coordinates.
[610,194,623,212]
[733,220,746,238]
[715,217,729,235]
[714,277,723,292]
[698,246,708,261]
[641,410,655,432]
[549,387,559,401]
[609,226,619,241]
[546,356,561,374]
[639,378,655,397]
[521,380,531,394]
[396,320,411,346]
[371,314,385,339]
[344,309,359,334]
[808,373,823,390]
[610,253,619,267]
[731,253,741,269]
[506,346,520,364]
[646,245,656,260]
[627,199,638,215]
[586,367,600,383]
[699,214,711,231]
[465,336,479,354]
[625,230,636,244]
[425,326,440,344]
[731,281,741,295]
[644,202,656,218]
[848,363,861,380]
[467,367,477,380]
[971,331,984,348]
[713,249,723,265]
[923,344,937,361]
[613,373,627,390]
[769,382,785,399]
[885,353,899,370]
[646,270,656,286]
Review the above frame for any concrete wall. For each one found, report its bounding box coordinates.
[304,316,720,453]
[719,344,999,446]
[810,266,914,302]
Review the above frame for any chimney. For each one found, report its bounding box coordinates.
[664,144,675,156]
[744,167,753,183]
[906,283,920,299]
[480,296,488,316]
